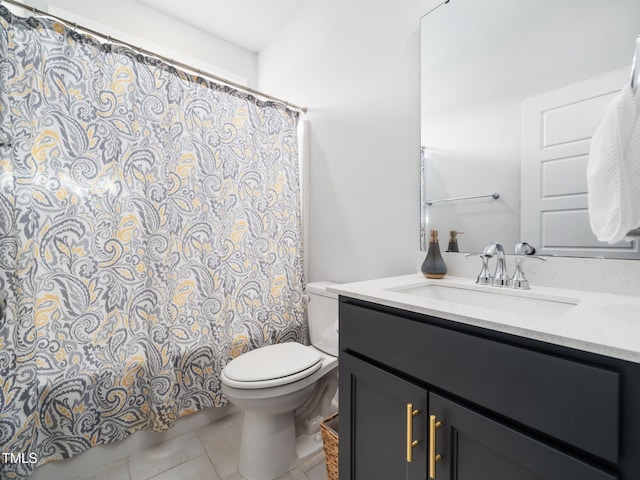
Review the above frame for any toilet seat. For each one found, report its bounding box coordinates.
[222,342,323,389]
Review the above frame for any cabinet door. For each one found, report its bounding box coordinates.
[429,393,617,480]
[339,353,427,480]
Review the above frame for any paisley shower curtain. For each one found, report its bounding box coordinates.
[0,7,306,478]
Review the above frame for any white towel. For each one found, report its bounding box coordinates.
[587,84,640,244]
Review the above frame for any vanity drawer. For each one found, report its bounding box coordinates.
[339,300,620,463]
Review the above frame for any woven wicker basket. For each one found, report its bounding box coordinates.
[320,412,339,480]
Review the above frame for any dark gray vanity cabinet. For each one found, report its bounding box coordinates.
[428,393,615,480]
[338,298,640,480]
[339,353,427,479]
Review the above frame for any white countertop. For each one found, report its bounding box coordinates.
[328,273,640,364]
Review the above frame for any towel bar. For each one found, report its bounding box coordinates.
[425,192,500,206]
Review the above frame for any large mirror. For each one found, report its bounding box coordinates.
[420,0,640,258]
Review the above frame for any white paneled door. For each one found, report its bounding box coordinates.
[521,68,640,259]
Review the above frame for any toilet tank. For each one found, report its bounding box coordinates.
[306,281,339,357]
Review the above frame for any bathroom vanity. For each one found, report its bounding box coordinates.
[333,275,640,480]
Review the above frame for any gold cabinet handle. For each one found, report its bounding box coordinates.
[429,414,442,479]
[406,403,420,462]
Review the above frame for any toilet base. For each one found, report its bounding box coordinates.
[237,411,324,480]
[238,410,297,480]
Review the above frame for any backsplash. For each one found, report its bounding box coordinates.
[417,252,640,297]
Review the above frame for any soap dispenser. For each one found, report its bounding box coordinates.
[421,229,447,279]
[446,230,462,252]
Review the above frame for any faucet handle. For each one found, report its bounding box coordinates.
[510,256,546,290]
[514,242,536,255]
[465,253,492,285]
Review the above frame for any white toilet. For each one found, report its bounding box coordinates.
[221,281,339,480]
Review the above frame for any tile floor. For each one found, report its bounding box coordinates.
[71,412,329,480]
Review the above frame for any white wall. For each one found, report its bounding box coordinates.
[19,0,258,86]
[258,0,441,283]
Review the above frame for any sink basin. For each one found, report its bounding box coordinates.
[391,283,579,320]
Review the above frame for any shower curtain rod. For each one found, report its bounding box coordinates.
[0,0,308,114]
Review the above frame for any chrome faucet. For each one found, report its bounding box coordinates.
[467,241,546,290]
[482,242,510,287]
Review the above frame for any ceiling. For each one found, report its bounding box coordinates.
[133,0,304,53]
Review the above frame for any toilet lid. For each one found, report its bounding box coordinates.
[223,342,322,388]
